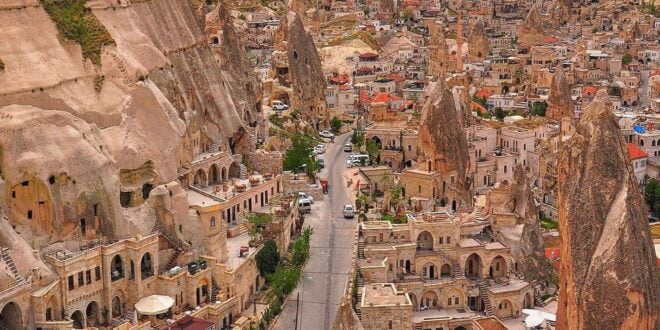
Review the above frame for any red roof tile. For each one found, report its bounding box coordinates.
[475,88,494,99]
[582,86,598,95]
[628,143,648,160]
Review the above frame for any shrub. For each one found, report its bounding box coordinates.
[41,0,115,66]
[330,116,342,134]
[622,53,633,65]
[256,240,280,277]
[291,226,313,266]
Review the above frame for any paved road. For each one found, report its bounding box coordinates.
[273,133,355,330]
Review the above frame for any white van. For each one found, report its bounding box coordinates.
[272,100,288,111]
[346,154,369,167]
[298,198,312,214]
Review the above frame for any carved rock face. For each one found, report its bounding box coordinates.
[557,90,659,329]
[428,22,450,78]
[547,67,573,120]
[467,18,488,62]
[518,6,546,46]
[417,85,473,212]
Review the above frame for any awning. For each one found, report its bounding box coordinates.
[135,295,175,316]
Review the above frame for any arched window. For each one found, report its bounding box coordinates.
[111,255,123,281]
[210,217,216,228]
[640,140,645,146]
[141,253,153,279]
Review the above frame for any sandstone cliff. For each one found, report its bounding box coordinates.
[272,10,327,127]
[546,66,573,120]
[467,18,488,62]
[0,0,252,247]
[428,22,450,79]
[417,83,473,212]
[518,6,546,47]
[556,90,659,329]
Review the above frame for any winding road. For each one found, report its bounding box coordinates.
[273,133,356,330]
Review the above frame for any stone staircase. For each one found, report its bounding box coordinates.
[355,269,364,320]
[158,227,186,272]
[211,278,220,302]
[438,250,463,279]
[357,238,365,259]
[239,164,248,179]
[1,247,25,283]
[478,281,495,316]
[535,293,546,307]
[475,207,486,221]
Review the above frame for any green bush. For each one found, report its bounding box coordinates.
[256,240,280,277]
[622,53,633,65]
[291,227,313,267]
[540,218,559,230]
[41,0,115,66]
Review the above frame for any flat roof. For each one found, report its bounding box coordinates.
[362,283,411,307]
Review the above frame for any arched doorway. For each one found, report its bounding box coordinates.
[112,295,123,318]
[420,290,439,309]
[45,295,59,321]
[451,200,457,212]
[422,263,437,279]
[408,292,418,311]
[523,292,533,309]
[197,278,210,305]
[193,169,207,187]
[86,301,100,327]
[210,164,220,184]
[405,260,412,273]
[71,310,84,329]
[497,299,514,319]
[489,255,507,279]
[0,302,22,328]
[464,253,483,279]
[440,263,452,277]
[416,231,434,251]
[141,253,153,279]
[111,255,123,281]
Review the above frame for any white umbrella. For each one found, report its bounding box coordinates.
[135,295,175,315]
[525,313,545,328]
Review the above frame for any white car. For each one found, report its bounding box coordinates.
[314,144,326,154]
[346,154,369,167]
[298,192,314,204]
[343,204,355,218]
[319,130,335,138]
[272,100,288,111]
[343,143,353,152]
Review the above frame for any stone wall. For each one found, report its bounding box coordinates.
[244,151,283,175]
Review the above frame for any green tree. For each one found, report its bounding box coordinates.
[366,139,381,165]
[494,107,507,121]
[330,116,342,134]
[531,102,548,116]
[291,227,313,266]
[256,239,280,276]
[247,213,271,241]
[351,129,365,149]
[283,135,318,175]
[622,53,633,65]
[644,178,660,216]
[267,265,302,297]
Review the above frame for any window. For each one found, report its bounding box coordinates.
[80,218,86,236]
[496,262,500,271]
[418,185,421,193]
[95,266,101,280]
[27,210,32,219]
[210,217,216,228]
[447,237,451,244]
[77,272,84,286]
[68,275,74,290]
[389,264,393,271]
[448,298,452,305]
[388,320,393,329]
[86,270,92,284]
[454,297,459,305]
[504,165,507,173]
[439,237,443,244]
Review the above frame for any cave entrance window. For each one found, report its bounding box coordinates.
[142,183,153,200]
[120,192,131,208]
[293,51,298,60]
[80,219,86,237]
[27,210,32,219]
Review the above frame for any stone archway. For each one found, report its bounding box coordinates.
[193,169,207,187]
[523,292,533,309]
[422,262,437,279]
[71,310,85,329]
[112,292,125,318]
[408,292,418,311]
[111,254,124,281]
[0,302,22,329]
[210,164,220,185]
[464,253,483,279]
[489,255,507,279]
[497,299,514,319]
[86,301,100,327]
[416,231,434,251]
[45,295,59,321]
[141,252,154,279]
[421,290,439,309]
[440,263,452,277]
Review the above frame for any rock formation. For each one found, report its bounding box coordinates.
[0,0,254,247]
[546,66,573,120]
[556,90,659,329]
[272,10,328,128]
[518,6,546,47]
[467,18,489,62]
[417,83,473,212]
[428,21,450,78]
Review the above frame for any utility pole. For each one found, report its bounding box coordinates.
[294,292,300,330]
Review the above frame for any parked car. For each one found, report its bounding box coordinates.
[314,144,326,154]
[346,154,369,167]
[343,143,353,152]
[319,130,335,138]
[649,215,658,223]
[298,198,312,213]
[318,158,325,169]
[298,192,314,204]
[343,204,355,218]
[272,100,288,111]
